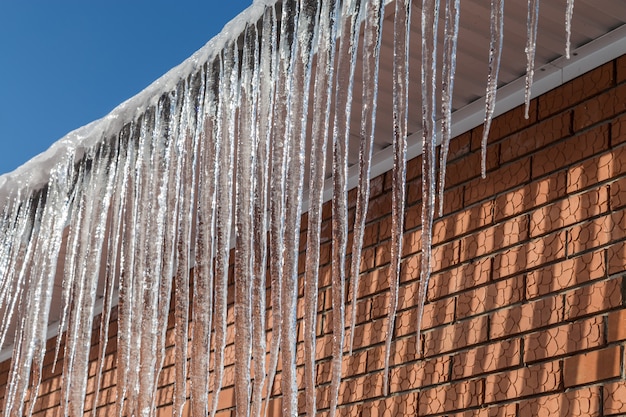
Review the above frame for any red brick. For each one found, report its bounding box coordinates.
[432,200,494,245]
[523,316,604,363]
[361,391,419,417]
[565,277,623,320]
[494,171,566,221]
[518,386,601,417]
[604,381,626,416]
[500,112,572,163]
[492,231,566,280]
[573,83,626,131]
[460,216,528,262]
[472,102,537,148]
[490,295,563,339]
[567,209,626,255]
[538,61,615,119]
[613,112,626,145]
[532,124,610,178]
[423,316,488,356]
[610,175,626,209]
[389,356,450,393]
[529,186,609,237]
[427,257,491,301]
[526,250,606,298]
[484,360,561,403]
[418,379,483,416]
[618,55,626,83]
[396,285,455,331]
[456,276,524,319]
[445,146,499,187]
[568,145,626,192]
[464,158,531,205]
[608,241,626,275]
[451,339,521,380]
[448,403,517,417]
[563,345,621,387]
[608,309,626,342]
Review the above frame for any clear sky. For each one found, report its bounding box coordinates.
[0,1,252,176]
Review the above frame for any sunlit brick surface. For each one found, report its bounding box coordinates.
[1,55,626,417]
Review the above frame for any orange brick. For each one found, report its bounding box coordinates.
[396,289,454,332]
[484,360,561,403]
[465,158,531,206]
[564,276,623,320]
[573,83,626,131]
[523,316,604,363]
[610,175,626,209]
[389,356,450,393]
[604,381,626,416]
[500,111,572,163]
[432,200,494,245]
[608,309,626,342]
[518,386,601,417]
[494,171,566,221]
[451,339,520,380]
[529,186,609,237]
[423,316,488,356]
[428,257,491,301]
[563,345,621,387]
[472,102,537,148]
[418,379,483,415]
[532,123,610,179]
[608,241,626,275]
[526,250,606,298]
[456,276,524,319]
[489,295,563,339]
[567,209,626,255]
[445,146,499,187]
[568,145,626,192]
[460,216,528,262]
[448,403,516,417]
[538,61,614,119]
[361,391,419,417]
[491,231,566,280]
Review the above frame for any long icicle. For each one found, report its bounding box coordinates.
[303,1,339,416]
[348,0,384,356]
[437,0,461,217]
[416,0,441,357]
[330,0,362,414]
[524,0,540,119]
[250,7,275,417]
[481,0,505,178]
[384,0,411,396]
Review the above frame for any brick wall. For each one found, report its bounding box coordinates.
[1,54,625,416]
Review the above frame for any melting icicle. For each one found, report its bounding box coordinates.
[565,0,575,58]
[348,0,384,356]
[437,0,460,217]
[234,22,258,417]
[481,0,505,178]
[330,0,362,414]
[303,1,338,416]
[210,41,239,417]
[250,8,275,417]
[524,0,540,119]
[384,0,411,396]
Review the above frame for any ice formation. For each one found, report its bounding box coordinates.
[0,0,580,416]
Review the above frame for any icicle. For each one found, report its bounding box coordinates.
[348,0,384,356]
[234,22,258,417]
[565,0,575,58]
[330,0,362,414]
[415,0,440,359]
[481,0,505,178]
[303,0,339,416]
[190,63,218,417]
[437,0,460,217]
[383,0,411,396]
[210,41,238,417]
[524,0,540,119]
[250,8,275,417]
[281,1,319,415]
[263,0,295,413]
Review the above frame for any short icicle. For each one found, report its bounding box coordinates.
[481,0,505,178]
[383,0,411,396]
[524,0,540,119]
[565,0,575,58]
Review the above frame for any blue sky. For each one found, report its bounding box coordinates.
[0,1,252,175]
